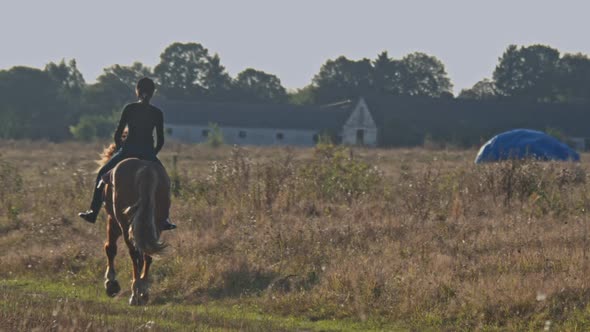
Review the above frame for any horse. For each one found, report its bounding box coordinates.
[99,143,170,305]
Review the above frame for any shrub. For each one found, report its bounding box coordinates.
[69,113,118,141]
[298,144,382,204]
[0,160,23,226]
[0,108,25,139]
[206,123,224,148]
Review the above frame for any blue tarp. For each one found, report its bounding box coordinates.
[475,129,580,163]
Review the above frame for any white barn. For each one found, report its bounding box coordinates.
[155,98,377,147]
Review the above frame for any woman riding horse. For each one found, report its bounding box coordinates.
[79,77,176,230]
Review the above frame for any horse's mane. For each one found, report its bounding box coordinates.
[98,143,118,169]
[97,129,127,170]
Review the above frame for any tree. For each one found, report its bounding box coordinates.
[102,62,152,89]
[44,59,87,136]
[555,53,590,102]
[458,78,497,100]
[153,42,211,99]
[288,85,315,105]
[312,56,373,103]
[82,76,129,116]
[44,59,86,97]
[0,66,70,140]
[396,52,453,97]
[372,51,404,95]
[201,53,233,101]
[234,68,288,103]
[310,52,453,102]
[0,106,22,139]
[493,44,560,101]
[82,62,152,117]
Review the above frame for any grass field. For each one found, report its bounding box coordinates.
[3,140,590,331]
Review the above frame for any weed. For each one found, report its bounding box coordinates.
[2,141,590,330]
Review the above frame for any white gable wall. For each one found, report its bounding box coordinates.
[341,98,378,146]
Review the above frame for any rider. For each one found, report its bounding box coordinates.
[78,77,176,230]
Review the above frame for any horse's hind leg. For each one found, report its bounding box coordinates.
[141,254,153,281]
[135,254,153,305]
[124,235,145,306]
[127,248,153,306]
[104,215,122,297]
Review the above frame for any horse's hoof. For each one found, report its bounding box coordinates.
[138,293,149,306]
[104,280,121,297]
[129,294,139,306]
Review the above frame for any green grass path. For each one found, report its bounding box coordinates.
[0,277,404,331]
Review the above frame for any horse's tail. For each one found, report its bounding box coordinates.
[124,165,166,255]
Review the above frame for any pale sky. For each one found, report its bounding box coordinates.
[2,0,590,94]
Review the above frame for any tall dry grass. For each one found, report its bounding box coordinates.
[2,140,590,329]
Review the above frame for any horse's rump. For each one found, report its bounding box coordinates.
[111,158,170,255]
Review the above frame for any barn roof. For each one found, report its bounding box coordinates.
[155,99,357,131]
[362,93,590,146]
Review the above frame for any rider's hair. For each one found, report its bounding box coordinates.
[136,77,156,101]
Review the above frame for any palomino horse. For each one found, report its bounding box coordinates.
[99,144,170,305]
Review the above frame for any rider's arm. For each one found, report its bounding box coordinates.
[155,110,164,154]
[114,106,129,149]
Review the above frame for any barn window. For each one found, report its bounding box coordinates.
[312,134,319,143]
[202,129,209,137]
[276,132,284,140]
[239,130,247,138]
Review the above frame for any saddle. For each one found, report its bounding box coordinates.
[98,169,114,188]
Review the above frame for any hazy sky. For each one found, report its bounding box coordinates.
[2,0,590,93]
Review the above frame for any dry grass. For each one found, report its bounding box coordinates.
[2,140,590,330]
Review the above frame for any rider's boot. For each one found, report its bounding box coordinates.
[78,210,98,223]
[161,218,177,231]
[78,182,105,223]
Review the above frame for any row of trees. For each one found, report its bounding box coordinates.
[0,42,291,140]
[308,51,453,103]
[308,44,590,104]
[460,45,590,103]
[1,42,590,140]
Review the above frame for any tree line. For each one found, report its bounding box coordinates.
[0,42,589,141]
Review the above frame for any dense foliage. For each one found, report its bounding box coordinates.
[1,42,589,141]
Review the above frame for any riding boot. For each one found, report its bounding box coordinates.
[78,182,105,223]
[161,218,177,231]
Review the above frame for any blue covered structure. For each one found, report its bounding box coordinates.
[475,129,580,163]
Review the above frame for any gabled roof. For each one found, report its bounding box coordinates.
[154,99,357,131]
